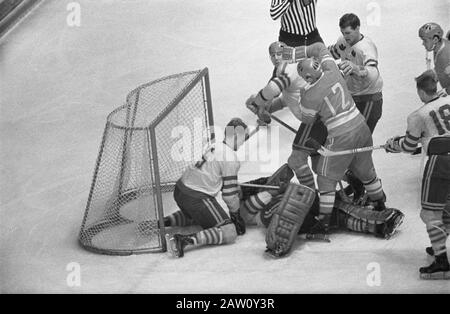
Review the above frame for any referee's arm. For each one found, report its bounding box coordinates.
[270,0,292,20]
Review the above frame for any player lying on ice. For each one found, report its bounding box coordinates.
[237,164,404,258]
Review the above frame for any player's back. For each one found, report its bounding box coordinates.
[409,96,450,153]
[181,143,240,196]
[304,64,364,137]
[434,39,450,90]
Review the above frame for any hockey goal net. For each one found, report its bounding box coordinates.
[78,68,214,255]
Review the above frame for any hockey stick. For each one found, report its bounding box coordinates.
[247,103,297,133]
[238,183,281,190]
[306,138,386,157]
[269,113,297,134]
[246,124,261,140]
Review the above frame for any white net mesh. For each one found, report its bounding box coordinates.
[79,69,213,255]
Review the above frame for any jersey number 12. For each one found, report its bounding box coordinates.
[324,82,350,116]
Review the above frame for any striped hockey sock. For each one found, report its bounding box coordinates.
[444,196,450,231]
[339,213,375,233]
[193,227,224,245]
[165,211,194,227]
[427,220,449,256]
[243,191,272,217]
[294,164,315,190]
[319,192,335,216]
[363,177,384,201]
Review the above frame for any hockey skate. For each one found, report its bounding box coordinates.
[419,253,450,280]
[165,234,194,258]
[378,209,405,240]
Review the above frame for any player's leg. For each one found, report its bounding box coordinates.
[315,134,357,229]
[240,164,294,225]
[167,184,237,257]
[348,124,386,210]
[162,211,195,227]
[444,194,450,233]
[167,222,237,258]
[288,149,315,189]
[333,195,404,239]
[353,93,383,134]
[290,120,327,189]
[240,190,273,225]
[419,155,450,279]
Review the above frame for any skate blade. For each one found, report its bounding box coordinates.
[165,234,180,258]
[385,215,405,240]
[420,271,450,280]
[264,248,285,259]
[300,233,331,243]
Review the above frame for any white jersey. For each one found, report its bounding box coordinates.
[406,96,450,154]
[276,62,308,120]
[330,35,383,96]
[255,61,307,121]
[181,142,240,197]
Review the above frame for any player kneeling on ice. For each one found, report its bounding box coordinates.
[384,71,450,280]
[239,164,404,258]
[162,118,249,258]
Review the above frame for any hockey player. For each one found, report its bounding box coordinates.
[418,23,450,96]
[328,13,384,134]
[327,13,385,200]
[296,51,387,232]
[246,41,327,190]
[163,118,250,258]
[242,181,404,237]
[385,71,450,280]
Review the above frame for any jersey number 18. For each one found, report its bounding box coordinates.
[429,104,450,135]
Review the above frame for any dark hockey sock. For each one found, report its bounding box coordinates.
[166,211,194,227]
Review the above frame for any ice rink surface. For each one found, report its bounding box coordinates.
[1,0,449,293]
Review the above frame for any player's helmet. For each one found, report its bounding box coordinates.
[297,57,322,82]
[268,41,285,56]
[225,118,250,141]
[418,23,443,40]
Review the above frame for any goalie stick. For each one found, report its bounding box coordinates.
[306,138,386,157]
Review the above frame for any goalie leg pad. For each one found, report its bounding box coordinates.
[265,183,316,257]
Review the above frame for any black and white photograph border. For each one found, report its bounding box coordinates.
[0,0,449,295]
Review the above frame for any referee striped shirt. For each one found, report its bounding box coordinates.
[270,0,317,36]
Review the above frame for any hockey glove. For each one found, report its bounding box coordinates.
[230,211,246,235]
[245,95,258,114]
[385,136,402,153]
